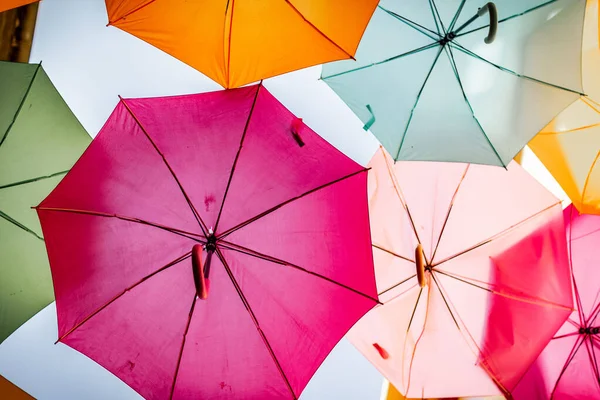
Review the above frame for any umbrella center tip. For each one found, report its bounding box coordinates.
[205,233,217,252]
[579,327,600,335]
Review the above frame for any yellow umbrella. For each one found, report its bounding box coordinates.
[528,0,600,214]
[0,375,33,400]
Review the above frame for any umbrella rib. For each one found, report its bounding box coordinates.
[378,6,441,40]
[449,41,586,96]
[107,0,157,26]
[394,45,444,161]
[218,240,381,305]
[455,0,559,38]
[217,168,368,240]
[320,42,439,80]
[215,248,298,400]
[568,208,587,325]
[223,0,235,88]
[0,63,41,149]
[36,206,204,243]
[553,331,580,340]
[213,83,261,232]
[430,165,470,263]
[119,97,209,236]
[580,151,600,206]
[56,252,192,343]
[585,338,600,385]
[169,294,197,400]
[445,45,505,167]
[429,0,447,35]
[434,269,572,311]
[551,335,587,398]
[378,274,417,298]
[0,170,68,190]
[0,209,43,240]
[430,272,460,330]
[432,201,560,267]
[284,0,355,60]
[405,287,423,333]
[372,244,414,263]
[448,0,467,32]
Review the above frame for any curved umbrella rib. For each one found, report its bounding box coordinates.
[378,6,440,41]
[445,45,505,167]
[373,243,414,264]
[215,248,297,400]
[36,207,204,243]
[169,294,197,400]
[568,209,587,325]
[0,209,43,240]
[0,170,68,190]
[394,46,444,161]
[119,97,209,236]
[429,0,447,35]
[455,0,559,38]
[580,151,600,207]
[448,0,467,32]
[585,339,600,385]
[219,240,380,305]
[213,83,261,232]
[56,251,192,343]
[450,42,585,96]
[0,63,41,149]
[432,201,560,267]
[284,0,355,60]
[217,168,368,240]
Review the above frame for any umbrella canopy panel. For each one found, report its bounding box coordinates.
[322,0,586,166]
[514,205,600,400]
[0,61,90,343]
[105,0,379,88]
[348,148,573,398]
[37,84,378,400]
[528,0,600,215]
[0,0,37,13]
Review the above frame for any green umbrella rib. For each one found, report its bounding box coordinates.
[0,209,43,240]
[0,170,69,190]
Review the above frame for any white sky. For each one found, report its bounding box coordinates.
[0,1,569,399]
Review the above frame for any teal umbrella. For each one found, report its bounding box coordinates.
[322,0,586,166]
[0,61,90,342]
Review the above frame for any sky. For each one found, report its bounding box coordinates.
[0,1,571,399]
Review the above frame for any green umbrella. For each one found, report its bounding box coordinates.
[0,61,90,342]
[322,0,586,167]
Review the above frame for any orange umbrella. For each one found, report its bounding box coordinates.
[528,0,600,214]
[0,0,37,13]
[0,375,33,400]
[104,0,378,88]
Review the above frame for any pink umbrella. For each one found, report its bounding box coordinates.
[514,205,600,399]
[348,147,574,398]
[36,84,379,399]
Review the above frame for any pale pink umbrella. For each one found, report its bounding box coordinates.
[349,147,574,399]
[513,205,600,399]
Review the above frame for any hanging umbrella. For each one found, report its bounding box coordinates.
[527,0,600,214]
[0,0,36,13]
[0,61,90,343]
[0,374,33,400]
[322,0,587,167]
[348,147,573,398]
[36,84,378,400]
[104,0,378,89]
[513,205,600,399]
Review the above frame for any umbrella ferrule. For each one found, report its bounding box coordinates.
[579,327,600,335]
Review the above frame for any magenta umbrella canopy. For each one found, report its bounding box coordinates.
[514,205,600,399]
[36,84,378,400]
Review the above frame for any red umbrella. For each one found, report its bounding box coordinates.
[514,205,600,399]
[36,84,378,399]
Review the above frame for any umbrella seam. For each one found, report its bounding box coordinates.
[119,97,209,236]
[0,170,68,190]
[215,248,298,399]
[454,0,560,38]
[372,243,414,264]
[223,0,234,88]
[394,45,444,161]
[219,240,381,305]
[217,168,368,240]
[214,84,261,232]
[284,0,355,60]
[445,45,506,167]
[107,0,158,26]
[429,0,447,35]
[36,206,204,243]
[580,150,600,205]
[448,0,467,32]
[551,335,587,398]
[0,209,43,240]
[169,295,197,400]
[0,62,41,149]
[378,6,441,41]
[55,252,192,343]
